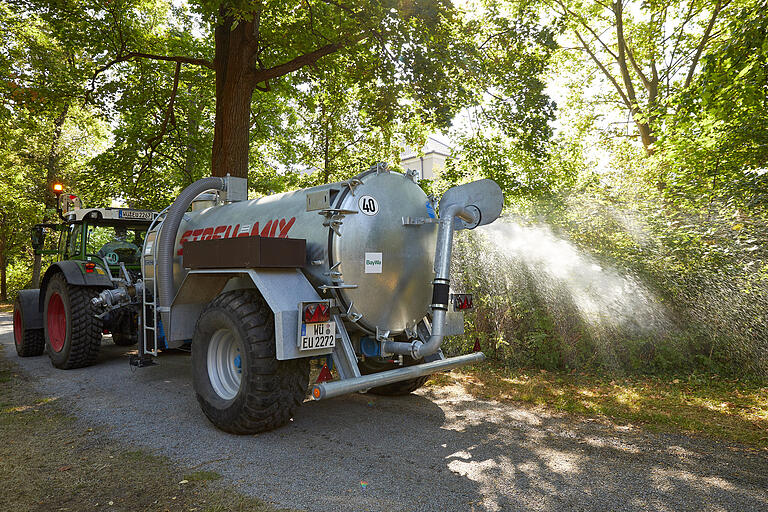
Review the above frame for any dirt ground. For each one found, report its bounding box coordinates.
[2,313,768,512]
[0,352,293,512]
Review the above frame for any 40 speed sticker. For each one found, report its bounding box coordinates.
[358,195,379,216]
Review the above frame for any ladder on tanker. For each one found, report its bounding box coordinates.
[140,207,169,359]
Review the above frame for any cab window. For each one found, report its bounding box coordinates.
[63,224,82,258]
[86,226,144,266]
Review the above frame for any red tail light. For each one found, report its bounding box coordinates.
[303,302,330,323]
[452,294,473,311]
[84,262,96,273]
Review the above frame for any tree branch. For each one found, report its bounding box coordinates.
[573,29,632,109]
[684,0,727,88]
[613,0,639,108]
[625,43,652,92]
[86,50,212,104]
[133,61,182,197]
[252,34,365,86]
[122,52,214,69]
[551,0,619,61]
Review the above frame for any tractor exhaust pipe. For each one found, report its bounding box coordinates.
[310,352,486,400]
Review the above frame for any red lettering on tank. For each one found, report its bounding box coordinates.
[237,223,252,237]
[177,230,194,256]
[278,217,296,238]
[260,220,272,237]
[178,217,295,255]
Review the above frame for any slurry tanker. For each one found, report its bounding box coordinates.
[13,164,503,433]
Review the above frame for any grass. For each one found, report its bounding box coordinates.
[427,361,768,450]
[0,303,12,313]
[184,471,223,482]
[0,348,296,512]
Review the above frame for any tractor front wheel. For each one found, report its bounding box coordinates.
[192,289,309,434]
[13,297,44,357]
[44,273,103,369]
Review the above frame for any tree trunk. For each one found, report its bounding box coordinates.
[45,104,69,210]
[0,245,6,303]
[636,120,656,155]
[183,84,200,184]
[210,12,258,178]
[31,253,42,289]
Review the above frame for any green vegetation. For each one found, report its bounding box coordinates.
[1,0,766,379]
[0,349,293,512]
[184,470,223,482]
[427,365,768,449]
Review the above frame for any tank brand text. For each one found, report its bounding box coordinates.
[176,217,296,255]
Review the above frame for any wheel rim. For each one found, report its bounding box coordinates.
[207,328,243,400]
[47,292,66,353]
[13,309,22,347]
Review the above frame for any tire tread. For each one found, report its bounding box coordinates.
[194,289,309,434]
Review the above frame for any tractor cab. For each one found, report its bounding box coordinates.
[59,207,155,277]
[31,191,157,279]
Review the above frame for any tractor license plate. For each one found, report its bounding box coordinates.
[299,322,336,351]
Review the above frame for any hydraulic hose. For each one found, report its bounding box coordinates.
[157,177,226,324]
[383,203,478,359]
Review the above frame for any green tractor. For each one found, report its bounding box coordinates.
[13,187,157,369]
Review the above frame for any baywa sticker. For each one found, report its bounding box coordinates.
[364,252,383,274]
[358,195,379,216]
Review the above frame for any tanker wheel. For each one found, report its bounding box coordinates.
[43,273,103,369]
[192,289,310,434]
[358,357,431,396]
[13,297,45,357]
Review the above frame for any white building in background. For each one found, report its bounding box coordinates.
[400,135,451,181]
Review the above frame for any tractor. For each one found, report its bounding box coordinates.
[13,188,156,368]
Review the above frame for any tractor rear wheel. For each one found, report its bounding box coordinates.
[44,273,103,369]
[13,297,44,357]
[192,289,309,434]
[358,357,431,396]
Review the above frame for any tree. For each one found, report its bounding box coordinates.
[440,1,558,194]
[78,0,484,179]
[657,0,768,210]
[549,0,734,155]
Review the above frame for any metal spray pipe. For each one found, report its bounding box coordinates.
[383,203,478,359]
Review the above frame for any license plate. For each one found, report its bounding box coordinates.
[119,209,154,220]
[299,321,336,351]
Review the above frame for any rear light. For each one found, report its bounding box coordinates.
[303,302,330,323]
[84,262,96,273]
[452,293,473,311]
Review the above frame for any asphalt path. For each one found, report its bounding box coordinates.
[2,313,767,512]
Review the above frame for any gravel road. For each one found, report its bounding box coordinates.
[2,313,767,512]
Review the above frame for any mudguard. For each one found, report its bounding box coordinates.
[170,268,333,360]
[16,289,43,330]
[39,261,113,310]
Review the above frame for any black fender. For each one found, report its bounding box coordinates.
[16,289,43,330]
[39,261,113,310]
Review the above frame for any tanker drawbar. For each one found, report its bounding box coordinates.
[87,164,504,434]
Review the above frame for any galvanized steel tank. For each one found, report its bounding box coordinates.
[144,168,438,336]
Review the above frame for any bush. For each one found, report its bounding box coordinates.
[445,192,768,379]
